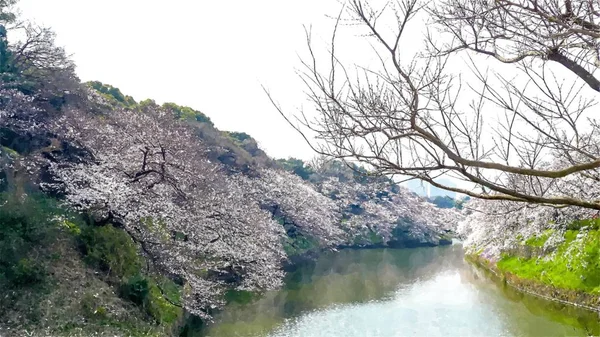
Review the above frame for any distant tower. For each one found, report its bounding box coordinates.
[427,182,431,198]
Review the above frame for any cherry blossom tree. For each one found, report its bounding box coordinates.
[252,169,346,247]
[318,176,461,246]
[459,148,600,258]
[41,94,287,318]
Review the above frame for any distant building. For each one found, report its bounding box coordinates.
[405,178,457,199]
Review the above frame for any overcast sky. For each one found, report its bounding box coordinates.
[18,0,570,195]
[16,0,355,160]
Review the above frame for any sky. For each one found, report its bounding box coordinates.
[15,0,588,196]
[16,0,350,160]
[10,0,499,194]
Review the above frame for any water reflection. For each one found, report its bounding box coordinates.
[204,245,598,337]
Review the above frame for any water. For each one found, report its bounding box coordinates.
[204,244,599,337]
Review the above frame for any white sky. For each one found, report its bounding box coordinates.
[17,0,588,196]
[9,0,506,193]
[17,0,352,160]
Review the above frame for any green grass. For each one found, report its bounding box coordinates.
[524,229,554,247]
[567,218,600,230]
[497,229,600,293]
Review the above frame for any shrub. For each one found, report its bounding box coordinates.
[79,224,142,279]
[0,192,62,287]
[225,131,252,144]
[283,234,319,257]
[87,81,137,108]
[80,292,109,320]
[146,281,182,325]
[224,289,257,305]
[162,102,213,125]
[121,275,183,325]
[10,258,46,286]
[121,274,150,306]
[276,158,314,180]
[524,229,554,247]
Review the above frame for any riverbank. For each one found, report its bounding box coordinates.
[465,227,600,314]
[467,254,600,312]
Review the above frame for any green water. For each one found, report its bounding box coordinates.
[204,244,599,337]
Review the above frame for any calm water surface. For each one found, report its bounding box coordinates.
[205,244,599,337]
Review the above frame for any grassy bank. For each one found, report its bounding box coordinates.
[467,225,600,314]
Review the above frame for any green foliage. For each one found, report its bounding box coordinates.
[225,131,252,144]
[224,289,257,305]
[439,233,453,244]
[79,224,142,279]
[75,288,173,336]
[61,219,82,235]
[121,275,150,306]
[179,315,206,337]
[283,234,320,257]
[350,163,391,185]
[390,216,415,240]
[353,229,384,246]
[274,215,285,226]
[0,23,15,81]
[455,196,470,210]
[320,160,353,182]
[11,258,46,285]
[80,292,109,320]
[524,229,554,247]
[429,195,470,209]
[1,145,17,158]
[147,281,182,325]
[155,275,182,306]
[138,98,158,110]
[121,275,183,325]
[0,192,64,288]
[566,218,600,230]
[162,102,213,125]
[0,191,80,330]
[140,216,170,241]
[368,229,383,245]
[498,229,600,293]
[87,81,137,108]
[429,196,456,209]
[0,1,18,24]
[276,157,315,180]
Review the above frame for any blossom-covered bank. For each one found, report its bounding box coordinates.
[459,198,600,312]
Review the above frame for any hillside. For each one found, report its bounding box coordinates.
[0,83,461,336]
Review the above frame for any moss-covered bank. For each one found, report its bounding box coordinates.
[467,226,600,314]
